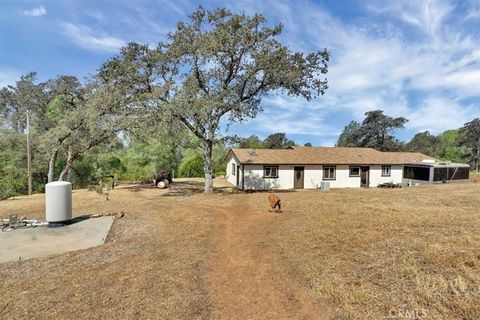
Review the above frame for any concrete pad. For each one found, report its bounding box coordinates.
[0,216,114,263]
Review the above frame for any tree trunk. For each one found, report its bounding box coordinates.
[26,110,32,195]
[477,149,479,173]
[47,150,58,183]
[203,139,214,193]
[58,146,73,181]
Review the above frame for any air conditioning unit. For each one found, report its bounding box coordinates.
[320,181,330,191]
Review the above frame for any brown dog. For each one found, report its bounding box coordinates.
[268,193,282,213]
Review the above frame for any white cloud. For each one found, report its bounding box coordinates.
[366,0,454,39]
[406,98,480,133]
[465,9,480,20]
[60,22,125,53]
[85,10,105,21]
[318,139,337,147]
[158,0,186,16]
[241,96,340,137]
[22,6,47,17]
[0,69,21,88]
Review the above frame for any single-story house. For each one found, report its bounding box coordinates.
[225,147,470,190]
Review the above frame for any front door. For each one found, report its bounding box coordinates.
[360,166,370,187]
[236,165,240,187]
[294,166,304,189]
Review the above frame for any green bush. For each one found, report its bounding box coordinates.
[71,156,97,188]
[178,151,204,177]
[0,131,28,199]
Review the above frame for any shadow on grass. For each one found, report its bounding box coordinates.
[161,181,240,197]
[121,180,296,197]
[244,189,296,194]
[121,184,158,192]
[161,181,204,197]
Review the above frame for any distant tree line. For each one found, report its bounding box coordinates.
[237,132,296,149]
[336,110,480,172]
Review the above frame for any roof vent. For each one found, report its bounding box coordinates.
[421,159,435,164]
[249,150,258,156]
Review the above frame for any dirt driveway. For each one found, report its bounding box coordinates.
[203,195,330,319]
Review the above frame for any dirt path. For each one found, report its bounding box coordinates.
[204,195,331,319]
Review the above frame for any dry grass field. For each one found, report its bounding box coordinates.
[0,177,479,319]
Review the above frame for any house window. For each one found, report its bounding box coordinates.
[349,166,360,177]
[231,163,236,175]
[263,166,278,178]
[323,166,336,180]
[382,165,391,177]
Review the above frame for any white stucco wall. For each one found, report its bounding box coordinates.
[369,165,404,187]
[243,164,294,190]
[241,164,405,190]
[303,165,323,188]
[226,156,240,187]
[322,165,361,188]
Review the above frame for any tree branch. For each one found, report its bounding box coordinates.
[176,115,206,141]
[194,54,209,95]
[241,75,267,101]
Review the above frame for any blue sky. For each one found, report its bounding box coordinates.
[1,0,480,146]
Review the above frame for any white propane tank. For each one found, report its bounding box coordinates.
[157,180,169,189]
[45,181,73,222]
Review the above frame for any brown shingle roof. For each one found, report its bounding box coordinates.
[227,147,435,165]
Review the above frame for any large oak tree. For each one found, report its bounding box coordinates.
[99,7,329,193]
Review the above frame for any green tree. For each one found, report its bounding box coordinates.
[0,73,48,195]
[238,135,265,149]
[113,137,182,182]
[436,130,468,163]
[336,120,361,147]
[0,130,27,199]
[178,150,204,178]
[405,131,440,156]
[304,142,312,147]
[71,156,98,188]
[99,7,329,193]
[458,118,480,172]
[212,142,228,176]
[0,73,45,133]
[359,110,407,151]
[37,76,88,182]
[263,133,295,149]
[38,79,124,182]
